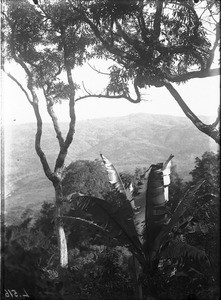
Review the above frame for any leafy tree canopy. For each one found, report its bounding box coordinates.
[74,0,219,86]
[62,159,111,198]
[69,0,220,143]
[2,0,220,143]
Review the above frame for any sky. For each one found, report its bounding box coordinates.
[1,58,220,126]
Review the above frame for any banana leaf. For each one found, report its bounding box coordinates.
[100,153,136,210]
[162,154,174,201]
[143,156,173,247]
[70,193,145,265]
[100,154,128,194]
[60,216,106,231]
[132,155,173,246]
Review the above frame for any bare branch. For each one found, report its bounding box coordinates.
[207,4,219,24]
[3,8,55,182]
[166,68,220,82]
[31,100,55,182]
[76,93,129,102]
[164,81,220,144]
[152,0,164,41]
[199,2,213,20]
[82,81,92,95]
[2,68,32,105]
[54,32,76,172]
[87,62,110,76]
[137,2,150,44]
[43,87,65,148]
[76,78,142,104]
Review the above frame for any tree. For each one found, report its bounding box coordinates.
[62,159,111,198]
[69,0,220,144]
[1,0,92,274]
[190,151,220,196]
[185,152,220,299]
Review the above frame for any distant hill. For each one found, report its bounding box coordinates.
[4,113,217,224]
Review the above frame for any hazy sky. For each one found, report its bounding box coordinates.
[2,58,220,125]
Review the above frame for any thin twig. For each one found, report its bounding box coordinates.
[2,68,33,105]
[87,62,110,76]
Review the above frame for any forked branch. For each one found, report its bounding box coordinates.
[76,79,142,104]
[54,38,76,172]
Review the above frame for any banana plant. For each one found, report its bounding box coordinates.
[66,154,209,295]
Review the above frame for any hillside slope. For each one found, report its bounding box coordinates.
[4,113,217,224]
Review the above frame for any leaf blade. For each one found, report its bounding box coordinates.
[71,194,144,263]
[100,153,127,196]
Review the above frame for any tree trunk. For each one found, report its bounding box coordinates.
[54,180,68,270]
[56,211,68,269]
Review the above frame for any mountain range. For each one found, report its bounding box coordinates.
[4,113,217,224]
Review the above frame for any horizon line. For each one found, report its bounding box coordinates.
[3,112,216,126]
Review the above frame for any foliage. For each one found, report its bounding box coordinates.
[2,0,99,274]
[68,0,220,143]
[4,0,92,96]
[62,159,111,198]
[185,151,220,292]
[3,0,43,63]
[2,151,220,299]
[33,202,56,238]
[156,151,220,299]
[66,153,219,299]
[75,0,219,86]
[66,246,135,300]
[2,208,136,299]
[2,222,62,300]
[190,151,220,195]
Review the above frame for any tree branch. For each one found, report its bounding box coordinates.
[3,70,58,177]
[43,87,65,148]
[54,30,76,172]
[3,8,55,182]
[68,2,139,64]
[32,100,55,182]
[87,62,110,76]
[75,79,142,104]
[152,0,164,42]
[115,21,144,57]
[166,68,220,82]
[2,68,32,105]
[137,1,150,44]
[75,93,139,103]
[164,81,220,144]
[206,22,220,69]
